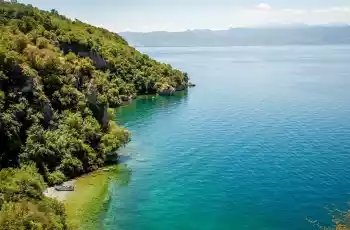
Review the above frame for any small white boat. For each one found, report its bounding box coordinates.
[54,185,75,191]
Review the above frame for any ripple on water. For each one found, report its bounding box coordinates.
[103,46,350,230]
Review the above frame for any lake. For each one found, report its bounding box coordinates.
[104,46,350,230]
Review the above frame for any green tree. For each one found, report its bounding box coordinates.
[0,0,189,197]
[0,166,69,230]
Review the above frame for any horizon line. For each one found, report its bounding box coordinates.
[118,23,350,33]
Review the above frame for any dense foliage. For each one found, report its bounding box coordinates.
[0,165,69,230]
[0,2,189,182]
[0,2,189,228]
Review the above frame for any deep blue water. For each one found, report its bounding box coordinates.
[105,46,350,230]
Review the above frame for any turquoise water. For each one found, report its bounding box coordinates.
[106,46,350,230]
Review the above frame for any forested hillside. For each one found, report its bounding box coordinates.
[0,1,189,181]
[0,2,189,228]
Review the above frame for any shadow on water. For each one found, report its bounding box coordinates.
[117,155,132,164]
[115,90,189,125]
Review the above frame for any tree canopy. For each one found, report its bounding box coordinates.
[0,165,69,230]
[0,1,189,182]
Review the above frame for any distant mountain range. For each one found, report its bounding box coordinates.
[120,26,350,47]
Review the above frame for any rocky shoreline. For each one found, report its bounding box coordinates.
[43,87,195,202]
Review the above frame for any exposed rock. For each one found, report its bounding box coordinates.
[87,92,109,129]
[42,102,53,127]
[120,95,134,103]
[176,84,186,91]
[188,82,196,87]
[60,43,108,69]
[101,106,109,129]
[21,78,34,93]
[60,43,86,54]
[78,51,108,69]
[158,86,175,96]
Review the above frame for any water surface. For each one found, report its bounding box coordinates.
[105,46,350,230]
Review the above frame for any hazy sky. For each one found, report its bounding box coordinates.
[19,0,350,32]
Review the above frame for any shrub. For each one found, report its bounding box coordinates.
[47,171,66,186]
[0,166,69,230]
[0,165,45,207]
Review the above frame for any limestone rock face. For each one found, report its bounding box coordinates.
[60,43,108,69]
[21,78,34,93]
[87,92,109,129]
[42,102,53,127]
[158,86,175,96]
[78,51,108,69]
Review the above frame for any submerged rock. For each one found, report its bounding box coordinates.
[120,95,134,103]
[176,84,186,91]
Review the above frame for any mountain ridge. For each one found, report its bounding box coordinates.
[120,26,350,47]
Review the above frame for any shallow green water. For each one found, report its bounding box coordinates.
[103,46,350,230]
[64,165,131,229]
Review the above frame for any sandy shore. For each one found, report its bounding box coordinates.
[44,180,76,202]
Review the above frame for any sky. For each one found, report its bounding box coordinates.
[19,0,350,32]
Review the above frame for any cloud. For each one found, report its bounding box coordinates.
[312,7,350,14]
[330,7,350,12]
[311,9,328,14]
[283,9,306,15]
[255,3,272,11]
